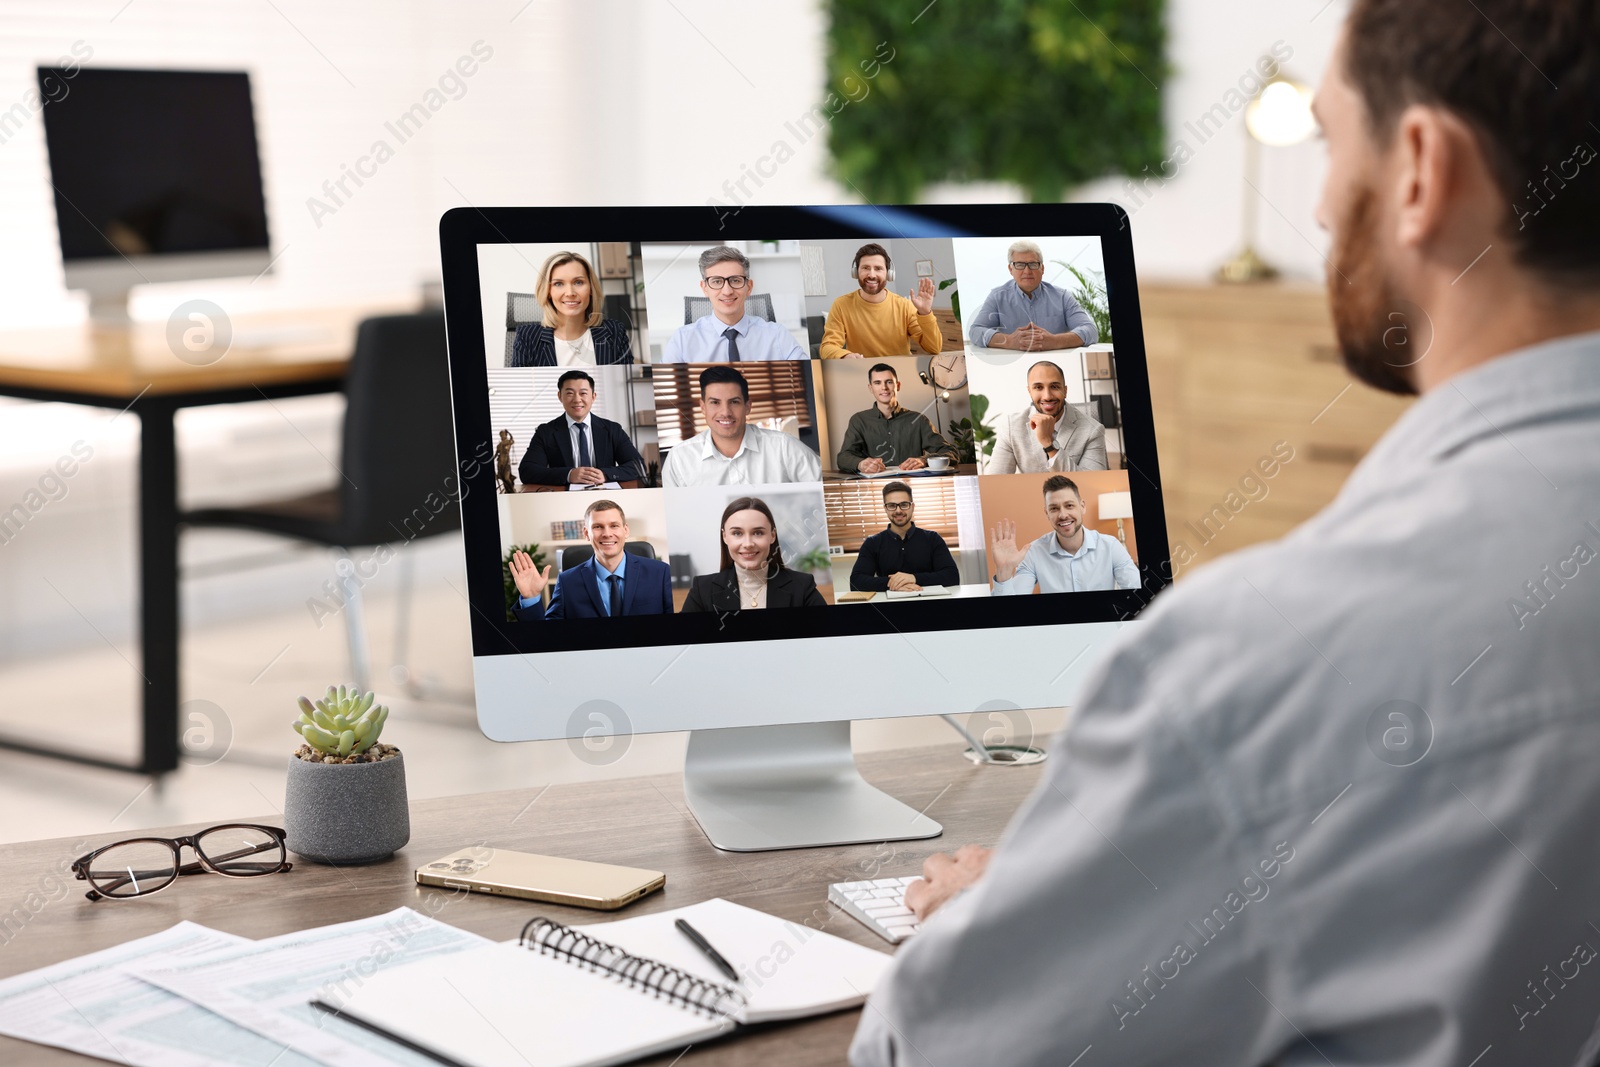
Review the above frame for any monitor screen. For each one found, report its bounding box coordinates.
[37,67,270,261]
[440,205,1171,742]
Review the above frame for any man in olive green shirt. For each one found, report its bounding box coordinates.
[836,363,956,473]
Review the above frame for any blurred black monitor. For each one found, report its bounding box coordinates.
[37,67,271,323]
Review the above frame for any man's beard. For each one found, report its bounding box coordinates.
[1328,186,1421,397]
[859,277,883,293]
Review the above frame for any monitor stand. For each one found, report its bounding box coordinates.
[683,721,943,852]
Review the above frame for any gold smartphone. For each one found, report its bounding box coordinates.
[415,847,665,910]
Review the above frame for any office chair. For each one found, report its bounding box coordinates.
[558,540,658,570]
[181,312,460,695]
[504,292,541,366]
[683,294,775,324]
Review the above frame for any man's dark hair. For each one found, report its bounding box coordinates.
[584,498,626,525]
[882,480,912,504]
[1345,0,1600,282]
[868,362,898,382]
[853,243,892,274]
[1027,360,1065,383]
[698,365,749,403]
[1042,475,1080,499]
[557,370,595,392]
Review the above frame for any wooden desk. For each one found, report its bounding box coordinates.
[821,464,976,483]
[0,743,1044,1066]
[517,479,642,493]
[0,305,409,775]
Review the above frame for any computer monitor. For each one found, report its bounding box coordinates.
[439,205,1170,851]
[37,67,272,324]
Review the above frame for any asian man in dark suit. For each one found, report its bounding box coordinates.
[508,499,672,620]
[517,370,647,487]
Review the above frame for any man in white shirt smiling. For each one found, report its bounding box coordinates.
[989,475,1138,593]
[661,246,806,363]
[660,366,821,487]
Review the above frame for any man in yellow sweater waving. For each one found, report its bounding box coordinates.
[819,243,944,359]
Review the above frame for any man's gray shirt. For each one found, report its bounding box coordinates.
[851,331,1600,1067]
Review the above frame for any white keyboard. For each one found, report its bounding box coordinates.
[828,875,922,943]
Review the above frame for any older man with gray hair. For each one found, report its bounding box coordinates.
[966,239,1099,352]
[661,245,807,362]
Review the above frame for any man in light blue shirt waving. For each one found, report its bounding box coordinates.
[989,475,1138,593]
[661,246,806,362]
[967,240,1099,351]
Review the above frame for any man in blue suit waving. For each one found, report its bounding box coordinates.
[509,498,672,621]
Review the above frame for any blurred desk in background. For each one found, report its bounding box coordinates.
[0,303,411,776]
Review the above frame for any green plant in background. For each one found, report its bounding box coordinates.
[502,543,547,620]
[294,686,389,759]
[1055,261,1112,343]
[950,393,998,465]
[791,547,833,574]
[827,0,1167,202]
[938,277,960,323]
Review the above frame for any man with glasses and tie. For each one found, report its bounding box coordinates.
[517,370,647,488]
[967,240,1099,352]
[661,245,807,362]
[849,481,959,593]
[508,499,673,621]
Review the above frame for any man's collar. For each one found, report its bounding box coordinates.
[1012,278,1053,300]
[867,403,904,420]
[700,424,759,459]
[709,311,754,334]
[1358,329,1600,477]
[564,413,590,428]
[592,550,627,578]
[1044,527,1097,557]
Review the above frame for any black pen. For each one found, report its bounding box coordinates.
[675,918,740,983]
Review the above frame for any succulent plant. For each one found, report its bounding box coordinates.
[294,685,390,758]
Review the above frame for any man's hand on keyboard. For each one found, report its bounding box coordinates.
[904,844,993,920]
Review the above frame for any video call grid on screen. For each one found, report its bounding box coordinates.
[441,205,1170,658]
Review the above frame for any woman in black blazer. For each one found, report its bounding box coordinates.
[681,497,828,613]
[508,251,633,367]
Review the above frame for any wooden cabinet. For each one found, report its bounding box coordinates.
[1138,283,1413,578]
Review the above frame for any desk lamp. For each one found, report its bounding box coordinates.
[1217,60,1318,283]
[1098,491,1134,546]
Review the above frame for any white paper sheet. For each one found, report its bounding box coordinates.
[0,921,322,1067]
[130,907,489,1067]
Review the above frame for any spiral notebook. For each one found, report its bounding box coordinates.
[315,898,894,1067]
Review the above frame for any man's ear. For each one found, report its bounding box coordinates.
[1392,104,1478,250]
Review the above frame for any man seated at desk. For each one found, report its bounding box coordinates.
[661,366,821,487]
[661,246,806,363]
[850,481,959,592]
[836,363,956,474]
[965,240,1099,351]
[517,370,646,487]
[985,360,1108,473]
[989,475,1137,593]
[819,243,943,359]
[509,499,672,620]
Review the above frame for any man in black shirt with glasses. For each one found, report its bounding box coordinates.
[849,481,959,593]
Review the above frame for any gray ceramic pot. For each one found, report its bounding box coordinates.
[284,751,410,865]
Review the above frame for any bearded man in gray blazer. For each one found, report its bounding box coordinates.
[984,360,1108,473]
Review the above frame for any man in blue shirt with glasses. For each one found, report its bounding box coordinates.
[967,240,1099,352]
